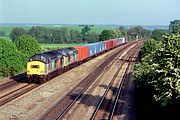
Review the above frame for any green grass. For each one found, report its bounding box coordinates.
[60,26,111,34]
[40,43,83,50]
[0,36,11,40]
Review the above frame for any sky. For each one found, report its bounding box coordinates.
[0,0,180,25]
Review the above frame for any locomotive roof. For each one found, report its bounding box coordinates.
[29,48,77,63]
[29,50,62,63]
[63,47,78,53]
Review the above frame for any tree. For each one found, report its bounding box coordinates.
[28,26,51,43]
[151,29,166,41]
[141,39,159,57]
[114,29,123,38]
[0,38,24,77]
[169,20,180,34]
[135,34,180,105]
[151,34,180,104]
[10,27,27,42]
[70,29,82,43]
[99,29,117,41]
[127,26,151,40]
[0,31,5,36]
[117,26,127,37]
[85,32,99,43]
[15,35,41,58]
[81,25,91,42]
[134,34,180,120]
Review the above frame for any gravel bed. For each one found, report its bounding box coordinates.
[0,47,121,120]
[63,54,125,120]
[62,44,137,120]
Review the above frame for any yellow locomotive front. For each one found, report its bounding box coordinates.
[27,61,46,75]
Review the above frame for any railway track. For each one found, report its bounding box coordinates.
[39,41,140,120]
[0,72,36,106]
[0,72,27,91]
[0,84,39,106]
[112,45,142,120]
[90,43,141,120]
[0,42,133,107]
[0,80,18,91]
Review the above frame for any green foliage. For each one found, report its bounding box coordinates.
[99,29,118,41]
[127,26,151,40]
[0,38,24,77]
[169,20,180,34]
[69,29,82,43]
[117,26,127,37]
[151,29,166,41]
[85,32,99,43]
[141,39,159,57]
[15,35,41,58]
[134,34,180,119]
[3,26,112,43]
[135,34,180,105]
[0,31,5,36]
[151,34,180,104]
[10,27,27,42]
[81,25,91,42]
[28,26,51,43]
[28,26,83,44]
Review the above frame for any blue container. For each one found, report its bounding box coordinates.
[102,41,107,51]
[97,42,102,53]
[85,42,104,56]
[100,42,106,51]
[85,43,97,56]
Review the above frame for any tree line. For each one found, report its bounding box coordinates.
[9,25,153,44]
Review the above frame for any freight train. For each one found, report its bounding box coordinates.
[27,38,127,83]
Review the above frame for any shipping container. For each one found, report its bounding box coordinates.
[112,39,118,47]
[119,38,126,43]
[100,41,106,51]
[104,40,110,50]
[73,46,90,61]
[85,43,101,56]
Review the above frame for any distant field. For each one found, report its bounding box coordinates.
[0,25,111,39]
[41,43,83,50]
[63,26,111,34]
[0,26,31,37]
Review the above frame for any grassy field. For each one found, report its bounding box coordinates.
[0,25,112,39]
[63,26,112,34]
[41,43,83,50]
[0,26,31,36]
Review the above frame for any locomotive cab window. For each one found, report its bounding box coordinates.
[31,65,40,68]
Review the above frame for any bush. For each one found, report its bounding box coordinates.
[0,38,24,77]
[15,35,41,58]
[134,34,180,120]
